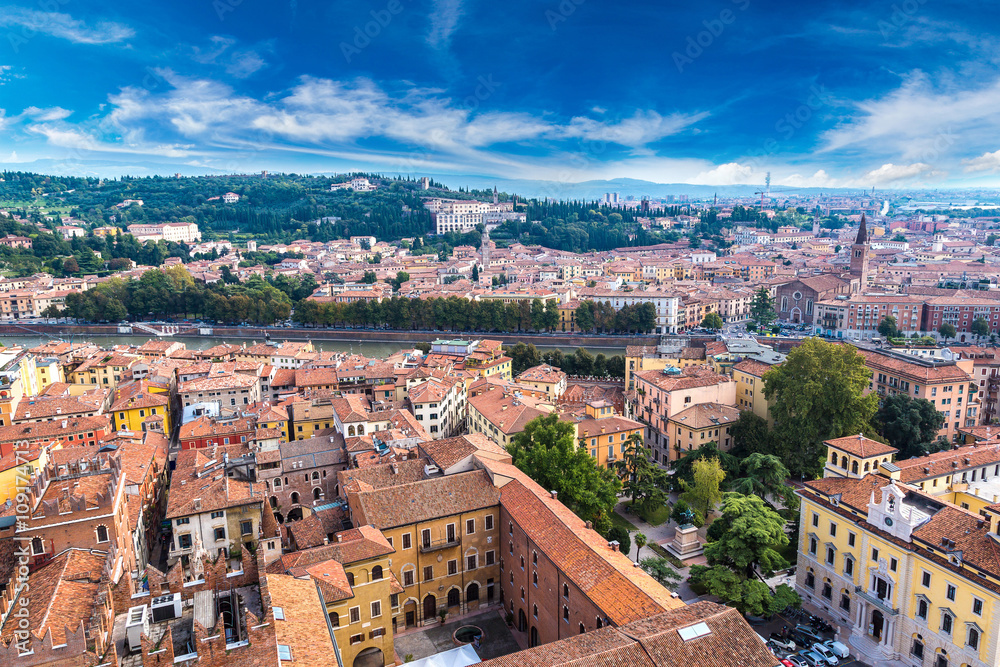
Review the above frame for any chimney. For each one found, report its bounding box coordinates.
[609,540,620,552]
[336,534,343,543]
[549,490,557,500]
[193,498,201,510]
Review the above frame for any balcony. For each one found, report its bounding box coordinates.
[420,536,461,554]
[854,586,899,615]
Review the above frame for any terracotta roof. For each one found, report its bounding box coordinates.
[856,348,973,382]
[667,402,740,430]
[732,359,777,377]
[419,433,510,471]
[266,573,338,666]
[165,447,263,518]
[894,443,1000,483]
[349,470,500,529]
[826,434,898,458]
[633,365,732,392]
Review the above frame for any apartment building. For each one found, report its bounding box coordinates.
[563,400,644,469]
[857,349,978,442]
[797,441,1000,667]
[515,363,568,400]
[667,402,740,454]
[467,383,556,447]
[258,432,348,520]
[126,221,202,243]
[408,376,466,439]
[815,294,925,341]
[732,359,778,424]
[629,366,736,464]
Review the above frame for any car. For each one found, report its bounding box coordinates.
[797,650,825,667]
[786,656,809,667]
[793,625,824,645]
[810,643,838,665]
[779,660,795,667]
[823,641,849,659]
[769,635,796,651]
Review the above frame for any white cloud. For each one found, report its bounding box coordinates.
[192,37,268,79]
[963,150,1000,173]
[21,106,72,121]
[0,7,133,44]
[563,110,708,147]
[861,162,940,186]
[690,162,761,185]
[427,0,465,50]
[778,169,837,188]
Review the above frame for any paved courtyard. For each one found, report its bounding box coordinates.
[393,608,520,663]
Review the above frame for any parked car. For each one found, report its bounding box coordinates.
[810,643,839,665]
[787,656,810,667]
[780,660,795,667]
[793,626,824,645]
[769,635,797,651]
[798,650,826,667]
[823,641,850,659]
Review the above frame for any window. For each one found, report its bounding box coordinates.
[371,601,382,618]
[968,627,980,650]
[178,534,192,549]
[840,593,850,612]
[812,513,819,527]
[448,560,457,576]
[467,555,477,570]
[917,599,928,620]
[826,547,835,565]
[422,529,431,548]
[485,515,494,531]
[467,518,475,534]
[176,517,190,526]
[532,572,538,586]
[211,510,224,519]
[563,583,569,599]
[372,565,383,580]
[911,640,923,659]
[922,571,931,587]
[532,604,538,618]
[848,532,856,547]
[278,645,292,661]
[844,556,854,577]
[403,570,414,586]
[349,607,361,624]
[96,525,109,543]
[871,547,879,562]
[273,606,285,620]
[214,527,226,541]
[424,566,433,582]
[829,522,837,537]
[241,520,253,536]
[486,550,495,565]
[946,584,956,601]
[350,634,363,645]
[941,613,953,635]
[809,537,817,555]
[973,598,983,616]
[329,612,339,627]
[805,571,815,588]
[890,557,898,572]
[563,605,569,622]
[346,572,354,586]
[822,582,832,599]
[402,533,412,549]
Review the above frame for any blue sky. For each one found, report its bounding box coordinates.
[2,0,1000,188]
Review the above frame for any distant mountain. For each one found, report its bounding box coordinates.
[1,158,226,179]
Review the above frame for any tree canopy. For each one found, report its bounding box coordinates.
[763,338,879,478]
[874,393,947,459]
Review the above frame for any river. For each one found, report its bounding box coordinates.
[0,334,625,358]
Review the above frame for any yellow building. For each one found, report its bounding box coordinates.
[558,301,579,333]
[275,525,398,667]
[34,356,64,392]
[625,345,707,391]
[344,470,502,630]
[67,351,141,389]
[666,402,740,454]
[289,398,338,441]
[796,438,1000,667]
[110,380,172,435]
[568,401,644,469]
[731,359,779,424]
[0,444,47,503]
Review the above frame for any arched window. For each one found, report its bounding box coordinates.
[852,461,859,474]
[96,525,109,543]
[270,496,278,508]
[467,582,479,601]
[313,487,321,500]
[563,606,569,621]
[579,623,585,634]
[311,471,319,480]
[841,456,848,468]
[864,462,870,472]
[348,425,356,436]
[532,604,538,618]
[596,617,603,628]
[329,612,339,627]
[831,451,838,464]
[357,425,365,436]
[968,628,979,650]
[290,492,300,505]
[31,537,43,555]
[372,566,383,580]
[563,583,569,599]
[532,572,538,586]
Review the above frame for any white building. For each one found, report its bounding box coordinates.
[222,192,240,203]
[408,377,466,439]
[127,222,202,244]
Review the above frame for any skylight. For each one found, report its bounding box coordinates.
[678,622,711,641]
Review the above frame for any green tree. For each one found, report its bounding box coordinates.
[730,411,771,458]
[749,287,776,329]
[972,317,990,342]
[508,414,621,529]
[530,298,546,331]
[689,566,800,617]
[703,493,790,578]
[875,393,947,459]
[640,557,682,590]
[362,271,377,284]
[938,322,957,342]
[673,442,741,488]
[575,301,595,333]
[390,271,410,291]
[543,300,560,332]
[701,312,724,330]
[877,315,900,339]
[471,263,479,282]
[763,338,879,478]
[633,532,647,563]
[681,457,725,523]
[729,454,798,510]
[615,434,668,512]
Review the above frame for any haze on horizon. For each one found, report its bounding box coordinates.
[2,0,1000,191]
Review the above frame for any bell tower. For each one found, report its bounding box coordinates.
[850,214,870,291]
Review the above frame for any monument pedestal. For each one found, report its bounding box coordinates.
[665,523,704,559]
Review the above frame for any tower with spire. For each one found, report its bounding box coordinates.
[493,185,498,205]
[849,214,871,292]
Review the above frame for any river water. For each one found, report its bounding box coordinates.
[0,334,624,358]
